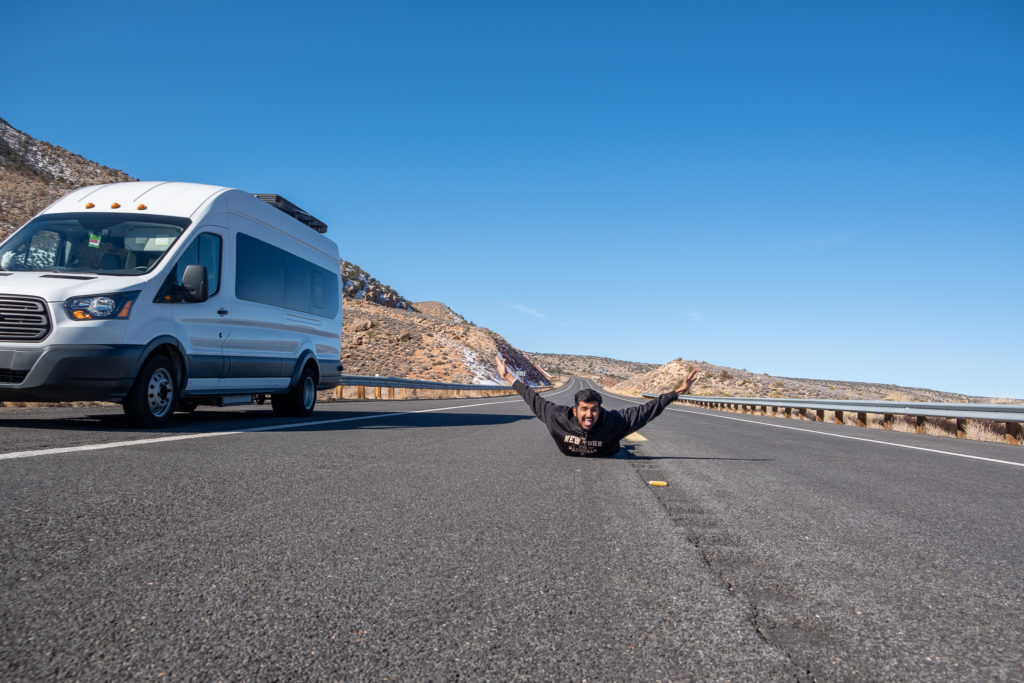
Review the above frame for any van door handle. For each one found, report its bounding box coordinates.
[217,308,229,316]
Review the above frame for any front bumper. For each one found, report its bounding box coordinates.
[0,344,145,402]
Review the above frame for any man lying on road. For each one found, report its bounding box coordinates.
[495,355,699,457]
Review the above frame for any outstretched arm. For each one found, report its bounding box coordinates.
[619,366,701,434]
[496,354,559,424]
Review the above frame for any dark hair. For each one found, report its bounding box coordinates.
[574,389,602,406]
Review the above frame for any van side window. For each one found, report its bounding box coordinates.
[236,233,339,318]
[155,233,222,302]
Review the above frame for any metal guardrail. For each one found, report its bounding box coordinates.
[643,394,1024,445]
[334,374,543,400]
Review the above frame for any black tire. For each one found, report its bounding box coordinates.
[123,354,178,428]
[271,365,317,417]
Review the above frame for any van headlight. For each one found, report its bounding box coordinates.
[65,291,140,320]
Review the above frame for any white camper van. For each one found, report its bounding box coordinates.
[0,181,343,427]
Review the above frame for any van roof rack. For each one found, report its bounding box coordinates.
[254,194,328,234]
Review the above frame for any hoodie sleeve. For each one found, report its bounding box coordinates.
[616,391,680,436]
[512,380,561,427]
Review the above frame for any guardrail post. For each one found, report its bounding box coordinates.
[798,408,807,420]
[374,386,382,400]
[883,413,893,430]
[815,409,825,423]
[916,416,927,434]
[1007,422,1023,446]
[784,407,792,419]
[358,386,365,400]
[834,410,844,425]
[857,412,867,428]
[956,418,968,439]
[334,386,343,399]
[388,387,395,399]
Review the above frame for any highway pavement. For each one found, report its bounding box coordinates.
[1,378,1022,680]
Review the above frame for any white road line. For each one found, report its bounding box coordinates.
[599,389,1024,469]
[0,398,523,461]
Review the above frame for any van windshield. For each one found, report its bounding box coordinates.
[0,212,190,275]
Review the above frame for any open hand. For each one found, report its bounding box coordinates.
[495,355,516,384]
[677,366,699,394]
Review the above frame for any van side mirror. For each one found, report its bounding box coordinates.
[181,264,209,303]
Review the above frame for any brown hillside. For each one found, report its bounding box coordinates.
[343,299,548,386]
[411,301,467,324]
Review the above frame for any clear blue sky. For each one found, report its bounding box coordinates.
[3,1,1021,397]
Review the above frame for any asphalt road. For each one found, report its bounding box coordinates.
[2,379,1022,681]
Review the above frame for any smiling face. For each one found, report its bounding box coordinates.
[573,401,601,431]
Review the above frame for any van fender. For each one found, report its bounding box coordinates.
[286,350,319,389]
[131,335,189,387]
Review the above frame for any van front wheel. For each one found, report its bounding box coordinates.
[124,354,178,428]
[271,366,317,417]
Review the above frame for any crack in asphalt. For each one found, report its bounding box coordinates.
[625,452,820,682]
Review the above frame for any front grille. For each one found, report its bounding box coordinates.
[0,368,28,383]
[0,295,52,342]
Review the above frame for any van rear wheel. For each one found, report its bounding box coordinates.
[124,354,178,428]
[271,366,317,417]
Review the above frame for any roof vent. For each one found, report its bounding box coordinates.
[254,194,328,233]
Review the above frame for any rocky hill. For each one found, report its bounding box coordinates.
[343,298,547,385]
[341,260,414,310]
[0,117,134,237]
[412,301,468,324]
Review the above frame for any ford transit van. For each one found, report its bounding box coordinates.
[0,181,343,427]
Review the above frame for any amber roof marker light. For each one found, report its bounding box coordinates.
[85,202,95,209]
[137,204,147,210]
[110,202,121,209]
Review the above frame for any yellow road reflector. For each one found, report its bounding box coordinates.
[648,480,668,487]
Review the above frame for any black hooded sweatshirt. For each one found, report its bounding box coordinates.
[512,380,681,457]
